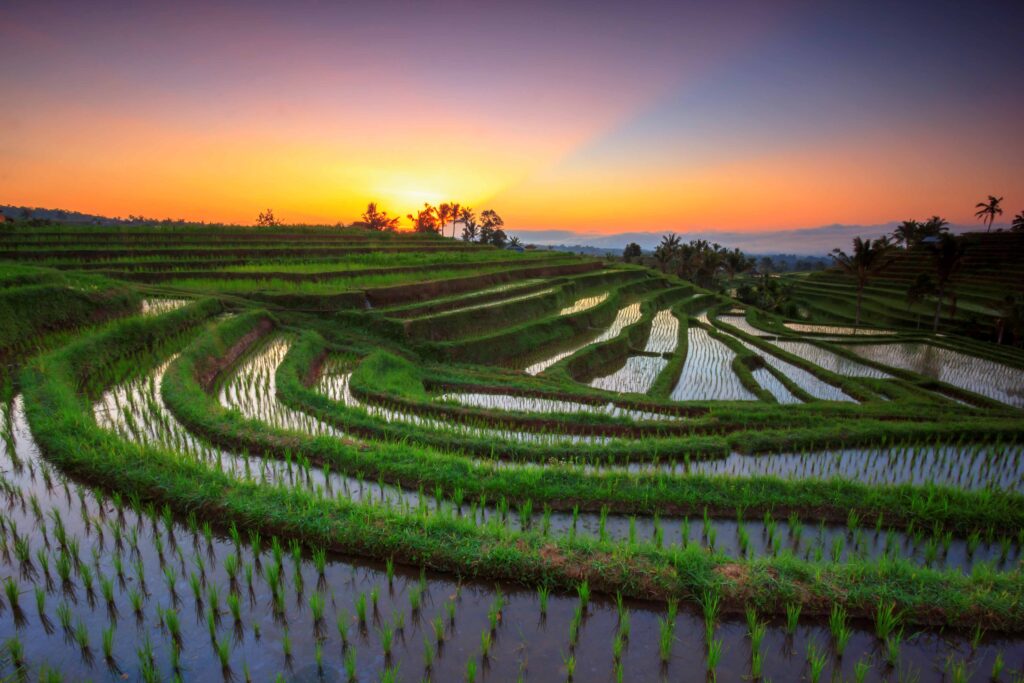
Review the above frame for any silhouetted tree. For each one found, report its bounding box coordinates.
[448,202,462,238]
[975,195,1003,233]
[892,220,922,249]
[479,209,504,231]
[1011,212,1024,233]
[653,233,680,272]
[361,202,400,231]
[929,233,967,332]
[407,204,439,233]
[622,242,642,262]
[458,207,477,241]
[256,209,280,227]
[507,236,523,248]
[995,295,1024,345]
[829,237,894,326]
[477,210,506,246]
[920,216,949,240]
[905,273,935,329]
[722,248,754,279]
[436,203,454,238]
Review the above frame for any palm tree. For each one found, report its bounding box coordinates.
[507,236,523,248]
[361,202,400,231]
[459,207,477,240]
[892,220,921,249]
[905,273,934,329]
[1011,211,1024,233]
[436,203,453,237]
[653,233,680,273]
[929,233,967,332]
[448,202,462,239]
[974,195,1003,233]
[829,237,894,327]
[722,248,753,279]
[407,204,439,233]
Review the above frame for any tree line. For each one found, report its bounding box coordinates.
[253,203,518,247]
[829,194,1022,343]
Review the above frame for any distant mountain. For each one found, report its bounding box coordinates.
[509,223,981,257]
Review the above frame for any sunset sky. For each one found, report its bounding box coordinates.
[1,0,1022,233]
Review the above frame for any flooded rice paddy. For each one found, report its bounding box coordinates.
[522,303,642,376]
[849,343,1024,408]
[5,387,1024,681]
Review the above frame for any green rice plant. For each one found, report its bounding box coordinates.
[885,628,904,667]
[577,580,589,611]
[466,658,477,683]
[380,624,394,658]
[749,619,766,653]
[612,632,623,662]
[564,652,576,680]
[217,636,232,672]
[102,625,115,661]
[619,609,631,641]
[34,585,46,616]
[480,629,492,658]
[228,592,242,623]
[336,609,351,647]
[165,608,181,642]
[385,557,394,585]
[282,628,292,660]
[423,636,435,669]
[100,574,116,609]
[706,638,722,681]
[947,656,967,683]
[853,657,870,683]
[829,604,851,656]
[538,585,550,616]
[446,599,457,624]
[700,589,720,626]
[875,601,900,640]
[657,616,674,663]
[807,643,827,683]
[74,619,90,652]
[309,592,325,622]
[56,600,72,631]
[409,584,422,613]
[6,636,24,669]
[356,593,367,626]
[433,614,445,642]
[313,547,326,577]
[344,647,357,681]
[207,607,217,642]
[3,576,20,611]
[785,603,801,634]
[991,651,1004,680]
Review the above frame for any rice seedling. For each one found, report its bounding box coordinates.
[706,638,722,681]
[829,604,851,656]
[344,647,357,681]
[785,603,801,635]
[538,584,549,616]
[807,643,827,682]
[875,601,900,640]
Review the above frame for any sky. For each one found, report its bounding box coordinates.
[1,0,1022,235]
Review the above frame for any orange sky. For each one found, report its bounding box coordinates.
[1,2,1022,232]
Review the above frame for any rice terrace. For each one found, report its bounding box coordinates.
[3,2,1024,682]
